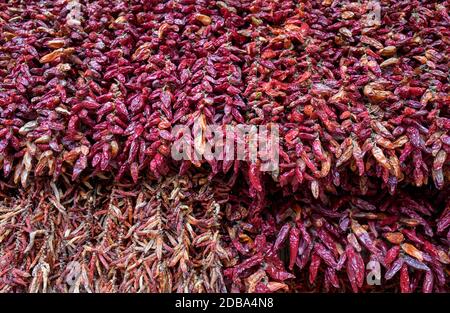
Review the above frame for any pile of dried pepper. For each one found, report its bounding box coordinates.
[0,0,449,292]
[0,173,448,292]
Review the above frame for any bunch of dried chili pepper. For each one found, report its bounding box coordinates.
[222,185,449,293]
[0,0,448,192]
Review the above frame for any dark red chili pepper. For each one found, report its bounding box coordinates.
[288,226,300,270]
[273,224,291,252]
[400,264,411,293]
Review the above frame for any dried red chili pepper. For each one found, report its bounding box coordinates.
[345,244,364,293]
[288,226,300,270]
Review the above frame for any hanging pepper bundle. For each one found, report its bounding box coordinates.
[0,0,448,293]
[1,0,448,192]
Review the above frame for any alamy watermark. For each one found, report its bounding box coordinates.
[171,116,280,172]
[363,1,382,27]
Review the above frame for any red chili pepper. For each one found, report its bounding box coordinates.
[273,224,291,252]
[400,264,411,293]
[384,246,401,266]
[289,226,300,270]
[266,263,295,281]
